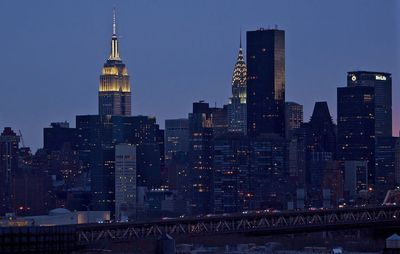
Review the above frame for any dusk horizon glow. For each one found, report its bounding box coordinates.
[0,0,399,150]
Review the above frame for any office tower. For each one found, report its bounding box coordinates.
[302,102,337,207]
[126,116,162,190]
[76,115,119,214]
[121,116,159,145]
[76,114,163,214]
[213,133,250,213]
[375,137,398,200]
[0,128,20,215]
[344,161,368,200]
[188,101,214,214]
[285,102,303,138]
[43,122,78,151]
[157,129,167,188]
[136,144,161,189]
[308,152,343,208]
[306,102,336,156]
[249,134,287,210]
[164,119,190,191]
[247,29,285,137]
[114,116,162,190]
[164,119,189,162]
[347,71,392,137]
[13,148,54,216]
[99,9,131,116]
[115,144,136,221]
[46,145,82,188]
[395,139,400,186]
[337,79,375,186]
[43,122,82,188]
[287,126,307,205]
[210,105,228,138]
[165,152,190,195]
[227,40,247,135]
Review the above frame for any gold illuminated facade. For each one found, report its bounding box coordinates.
[227,38,247,134]
[99,9,131,116]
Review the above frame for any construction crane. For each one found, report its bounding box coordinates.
[18,130,26,148]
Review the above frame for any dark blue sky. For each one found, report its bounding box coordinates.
[0,0,399,150]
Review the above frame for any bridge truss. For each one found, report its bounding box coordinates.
[77,206,400,244]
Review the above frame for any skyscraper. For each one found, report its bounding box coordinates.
[337,80,375,186]
[246,29,285,137]
[346,71,393,199]
[76,114,163,214]
[164,119,189,162]
[375,137,397,200]
[99,9,131,116]
[285,102,303,138]
[249,134,287,209]
[344,161,368,200]
[306,102,336,157]
[213,133,249,214]
[188,101,214,214]
[347,71,392,137]
[115,144,136,221]
[210,105,228,138]
[0,128,20,215]
[43,122,78,151]
[227,38,247,135]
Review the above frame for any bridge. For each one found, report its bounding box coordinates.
[77,205,400,245]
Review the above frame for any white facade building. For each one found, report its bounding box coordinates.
[115,144,137,221]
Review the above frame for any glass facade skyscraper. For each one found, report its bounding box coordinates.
[337,82,375,186]
[246,29,285,137]
[347,71,392,137]
[338,71,393,190]
[0,128,20,215]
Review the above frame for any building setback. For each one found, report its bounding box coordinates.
[227,39,247,135]
[98,9,131,116]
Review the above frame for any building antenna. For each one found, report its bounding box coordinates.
[112,6,117,35]
[239,28,242,49]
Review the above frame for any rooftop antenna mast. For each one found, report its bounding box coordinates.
[112,7,117,35]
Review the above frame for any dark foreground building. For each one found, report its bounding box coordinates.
[246,28,285,137]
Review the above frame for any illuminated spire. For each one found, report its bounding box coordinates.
[232,44,247,86]
[109,7,121,61]
[112,7,117,35]
[231,37,247,103]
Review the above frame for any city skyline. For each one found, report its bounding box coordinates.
[0,0,399,150]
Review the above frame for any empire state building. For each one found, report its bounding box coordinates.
[99,9,131,116]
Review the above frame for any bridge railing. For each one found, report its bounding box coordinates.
[76,205,400,244]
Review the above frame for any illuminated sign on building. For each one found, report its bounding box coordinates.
[375,75,387,81]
